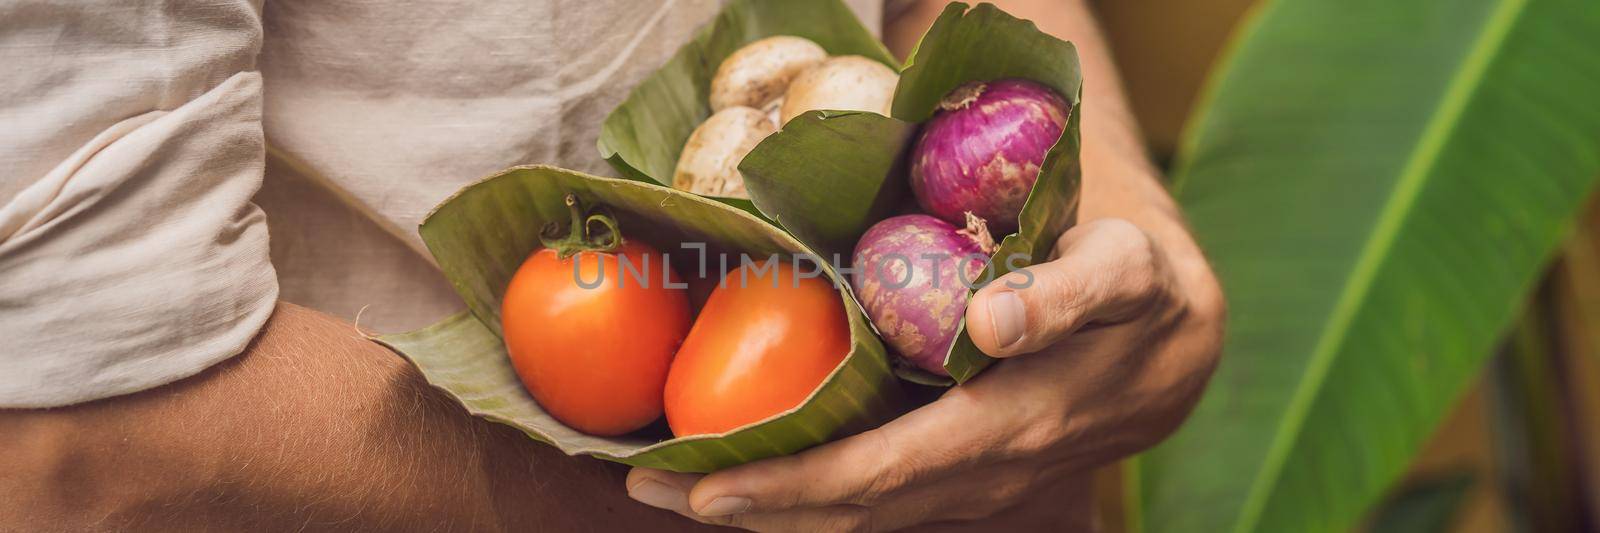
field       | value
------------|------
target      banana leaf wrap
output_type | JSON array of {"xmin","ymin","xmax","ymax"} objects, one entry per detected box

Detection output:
[
  {"xmin": 377, "ymin": 166, "xmax": 905, "ymax": 473},
  {"xmin": 600, "ymin": 1, "xmax": 1082, "ymax": 384},
  {"xmin": 738, "ymin": 3, "xmax": 1084, "ymax": 383},
  {"xmin": 596, "ymin": 0, "xmax": 896, "ymax": 215}
]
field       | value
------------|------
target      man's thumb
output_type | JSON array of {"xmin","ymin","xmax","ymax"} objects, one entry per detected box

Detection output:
[{"xmin": 964, "ymin": 219, "xmax": 1165, "ymax": 358}]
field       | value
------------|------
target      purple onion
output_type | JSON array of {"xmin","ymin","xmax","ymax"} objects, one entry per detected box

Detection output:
[
  {"xmin": 909, "ymin": 79, "xmax": 1069, "ymax": 233},
  {"xmin": 852, "ymin": 214, "xmax": 995, "ymax": 376}
]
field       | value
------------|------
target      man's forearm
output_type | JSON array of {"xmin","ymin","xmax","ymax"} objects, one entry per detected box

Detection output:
[{"xmin": 0, "ymin": 303, "xmax": 702, "ymax": 531}]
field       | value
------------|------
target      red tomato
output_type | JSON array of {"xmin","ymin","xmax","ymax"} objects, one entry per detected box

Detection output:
[
  {"xmin": 500, "ymin": 240, "xmax": 690, "ymax": 436},
  {"xmin": 664, "ymin": 261, "xmax": 852, "ymax": 437}
]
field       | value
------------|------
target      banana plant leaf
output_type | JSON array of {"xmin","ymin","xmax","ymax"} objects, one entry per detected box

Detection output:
[
  {"xmin": 739, "ymin": 110, "xmax": 916, "ymax": 262},
  {"xmin": 739, "ymin": 2, "xmax": 1083, "ymax": 384},
  {"xmin": 376, "ymin": 166, "xmax": 905, "ymax": 473},
  {"xmin": 1135, "ymin": 0, "xmax": 1600, "ymax": 532},
  {"xmin": 595, "ymin": 0, "xmax": 895, "ymax": 215}
]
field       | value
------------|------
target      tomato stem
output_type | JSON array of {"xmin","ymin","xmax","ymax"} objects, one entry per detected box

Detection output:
[{"xmin": 541, "ymin": 193, "xmax": 624, "ymax": 258}]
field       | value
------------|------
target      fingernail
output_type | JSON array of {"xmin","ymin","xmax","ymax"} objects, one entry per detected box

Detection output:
[
  {"xmin": 628, "ymin": 478, "xmax": 687, "ymax": 511},
  {"xmin": 989, "ymin": 290, "xmax": 1025, "ymax": 349},
  {"xmin": 696, "ymin": 496, "xmax": 752, "ymax": 516}
]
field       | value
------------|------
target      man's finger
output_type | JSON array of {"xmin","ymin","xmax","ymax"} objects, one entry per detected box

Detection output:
[
  {"xmin": 625, "ymin": 468, "xmax": 701, "ymax": 517},
  {"xmin": 689, "ymin": 505, "xmax": 877, "ymax": 533},
  {"xmin": 864, "ymin": 463, "xmax": 1048, "ymax": 530},
  {"xmin": 683, "ymin": 394, "xmax": 996, "ymax": 515},
  {"xmin": 966, "ymin": 218, "xmax": 1170, "ymax": 357},
  {"xmin": 686, "ymin": 464, "xmax": 1055, "ymax": 533},
  {"xmin": 630, "ymin": 468, "xmax": 882, "ymax": 532}
]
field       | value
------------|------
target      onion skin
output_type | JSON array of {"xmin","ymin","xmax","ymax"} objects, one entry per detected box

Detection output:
[
  {"xmin": 852, "ymin": 214, "xmax": 990, "ymax": 376},
  {"xmin": 909, "ymin": 79, "xmax": 1069, "ymax": 233}
]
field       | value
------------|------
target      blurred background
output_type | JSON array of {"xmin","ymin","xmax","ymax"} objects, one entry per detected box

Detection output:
[{"xmin": 1084, "ymin": 1, "xmax": 1600, "ymax": 531}]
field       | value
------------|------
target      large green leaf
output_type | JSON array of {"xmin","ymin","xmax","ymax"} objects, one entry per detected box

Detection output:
[
  {"xmin": 739, "ymin": 110, "xmax": 916, "ymax": 260},
  {"xmin": 595, "ymin": 0, "xmax": 893, "ymax": 214},
  {"xmin": 1137, "ymin": 0, "xmax": 1600, "ymax": 531},
  {"xmin": 738, "ymin": 3, "xmax": 1083, "ymax": 383},
  {"xmin": 377, "ymin": 166, "xmax": 904, "ymax": 473},
  {"xmin": 889, "ymin": 3, "xmax": 1083, "ymax": 124}
]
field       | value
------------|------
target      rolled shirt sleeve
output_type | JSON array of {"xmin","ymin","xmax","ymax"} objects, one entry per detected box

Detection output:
[{"xmin": 0, "ymin": 1, "xmax": 277, "ymax": 407}]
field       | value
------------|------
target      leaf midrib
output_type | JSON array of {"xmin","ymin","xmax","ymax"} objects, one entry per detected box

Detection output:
[{"xmin": 1227, "ymin": 0, "xmax": 1534, "ymax": 531}]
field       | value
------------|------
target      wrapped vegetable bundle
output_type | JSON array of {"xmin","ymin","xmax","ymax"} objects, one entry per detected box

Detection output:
[
  {"xmin": 603, "ymin": 0, "xmax": 1081, "ymax": 383},
  {"xmin": 379, "ymin": 166, "xmax": 902, "ymax": 472},
  {"xmin": 382, "ymin": 0, "xmax": 1082, "ymax": 473}
]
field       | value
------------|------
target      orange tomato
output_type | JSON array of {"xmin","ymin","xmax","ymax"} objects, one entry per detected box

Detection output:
[
  {"xmin": 664, "ymin": 261, "xmax": 852, "ymax": 437},
  {"xmin": 501, "ymin": 240, "xmax": 690, "ymax": 436}
]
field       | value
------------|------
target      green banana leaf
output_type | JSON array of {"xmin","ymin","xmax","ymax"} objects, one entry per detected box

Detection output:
[
  {"xmin": 376, "ymin": 166, "xmax": 904, "ymax": 473},
  {"xmin": 595, "ymin": 0, "xmax": 894, "ymax": 215},
  {"xmin": 1135, "ymin": 0, "xmax": 1600, "ymax": 531},
  {"xmin": 739, "ymin": 110, "xmax": 916, "ymax": 262},
  {"xmin": 739, "ymin": 2, "xmax": 1083, "ymax": 383}
]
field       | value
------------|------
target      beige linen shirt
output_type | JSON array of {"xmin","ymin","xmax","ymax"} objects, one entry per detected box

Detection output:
[{"xmin": 0, "ymin": 0, "xmax": 881, "ymax": 407}]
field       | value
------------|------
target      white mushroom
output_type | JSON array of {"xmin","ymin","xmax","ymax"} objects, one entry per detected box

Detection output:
[
  {"xmin": 673, "ymin": 106, "xmax": 776, "ymax": 198},
  {"xmin": 710, "ymin": 36, "xmax": 827, "ymax": 111},
  {"xmin": 779, "ymin": 55, "xmax": 899, "ymax": 124}
]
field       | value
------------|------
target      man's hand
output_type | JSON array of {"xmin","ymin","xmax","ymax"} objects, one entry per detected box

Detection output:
[
  {"xmin": 623, "ymin": 0, "xmax": 1226, "ymax": 529},
  {"xmin": 623, "ymin": 217, "xmax": 1223, "ymax": 532}
]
